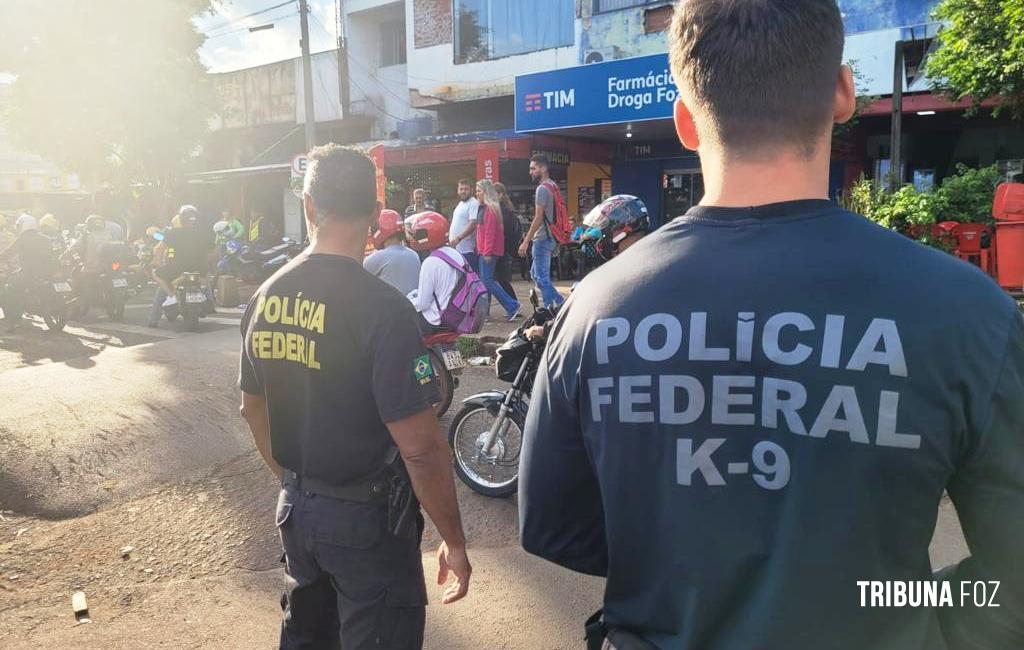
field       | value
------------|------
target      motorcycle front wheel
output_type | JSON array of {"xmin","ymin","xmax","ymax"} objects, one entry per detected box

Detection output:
[
  {"xmin": 448, "ymin": 403, "xmax": 524, "ymax": 498},
  {"xmin": 106, "ymin": 293, "xmax": 126, "ymax": 321}
]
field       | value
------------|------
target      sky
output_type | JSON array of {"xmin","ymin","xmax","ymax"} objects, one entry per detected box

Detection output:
[{"xmin": 195, "ymin": 0, "xmax": 341, "ymax": 73}]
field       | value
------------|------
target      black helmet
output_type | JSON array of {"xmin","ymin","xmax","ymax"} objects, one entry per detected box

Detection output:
[
  {"xmin": 177, "ymin": 204, "xmax": 200, "ymax": 227},
  {"xmin": 582, "ymin": 195, "xmax": 650, "ymax": 259}
]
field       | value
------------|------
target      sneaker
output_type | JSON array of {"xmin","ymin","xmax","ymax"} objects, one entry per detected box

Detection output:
[
  {"xmin": 506, "ymin": 309, "xmax": 522, "ymax": 322},
  {"xmin": 162, "ymin": 295, "xmax": 178, "ymax": 308}
]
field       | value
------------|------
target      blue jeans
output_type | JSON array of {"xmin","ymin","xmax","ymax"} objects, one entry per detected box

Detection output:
[
  {"xmin": 531, "ymin": 238, "xmax": 564, "ymax": 308},
  {"xmin": 479, "ymin": 256, "xmax": 520, "ymax": 317},
  {"xmin": 148, "ymin": 287, "xmax": 168, "ymax": 327}
]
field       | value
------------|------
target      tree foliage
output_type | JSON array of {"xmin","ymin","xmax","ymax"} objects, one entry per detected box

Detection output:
[
  {"xmin": 0, "ymin": 0, "xmax": 218, "ymax": 187},
  {"xmin": 926, "ymin": 0, "xmax": 1024, "ymax": 117}
]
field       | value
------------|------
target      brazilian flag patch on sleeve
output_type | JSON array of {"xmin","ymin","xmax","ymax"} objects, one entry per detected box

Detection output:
[{"xmin": 414, "ymin": 354, "xmax": 434, "ymax": 385}]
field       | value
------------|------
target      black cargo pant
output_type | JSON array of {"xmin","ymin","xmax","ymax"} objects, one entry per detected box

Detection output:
[{"xmin": 276, "ymin": 485, "xmax": 427, "ymax": 649}]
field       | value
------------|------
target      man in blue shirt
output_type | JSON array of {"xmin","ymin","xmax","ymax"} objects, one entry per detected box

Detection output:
[{"xmin": 520, "ymin": 1, "xmax": 1024, "ymax": 649}]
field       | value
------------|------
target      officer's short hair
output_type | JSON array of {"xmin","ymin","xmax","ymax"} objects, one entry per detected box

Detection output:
[
  {"xmin": 304, "ymin": 144, "xmax": 376, "ymax": 221},
  {"xmin": 669, "ymin": 0, "xmax": 844, "ymax": 158}
]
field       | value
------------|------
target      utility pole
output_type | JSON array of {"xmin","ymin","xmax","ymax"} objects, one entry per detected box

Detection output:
[
  {"xmin": 299, "ymin": 0, "xmax": 317, "ymax": 152},
  {"xmin": 336, "ymin": 0, "xmax": 351, "ymax": 119},
  {"xmin": 889, "ymin": 40, "xmax": 904, "ymax": 192}
]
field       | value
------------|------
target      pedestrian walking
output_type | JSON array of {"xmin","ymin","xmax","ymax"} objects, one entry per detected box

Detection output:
[
  {"xmin": 520, "ymin": 2, "xmax": 1024, "ymax": 649},
  {"xmin": 517, "ymin": 155, "xmax": 565, "ymax": 308},
  {"xmin": 494, "ymin": 182, "xmax": 520, "ymax": 302},
  {"xmin": 448, "ymin": 179, "xmax": 480, "ymax": 272},
  {"xmin": 239, "ymin": 144, "xmax": 471, "ymax": 649},
  {"xmin": 475, "ymin": 179, "xmax": 521, "ymax": 321}
]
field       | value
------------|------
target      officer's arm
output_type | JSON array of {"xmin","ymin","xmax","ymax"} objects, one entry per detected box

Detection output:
[
  {"xmin": 386, "ymin": 408, "xmax": 466, "ymax": 550},
  {"xmin": 519, "ymin": 318, "xmax": 608, "ymax": 577},
  {"xmin": 939, "ymin": 311, "xmax": 1024, "ymax": 648},
  {"xmin": 386, "ymin": 408, "xmax": 471, "ymax": 604},
  {"xmin": 240, "ymin": 392, "xmax": 283, "ymax": 482}
]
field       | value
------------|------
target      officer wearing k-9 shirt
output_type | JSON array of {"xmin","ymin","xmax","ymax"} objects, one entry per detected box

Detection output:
[
  {"xmin": 520, "ymin": 2, "xmax": 1024, "ymax": 649},
  {"xmin": 240, "ymin": 144, "xmax": 471, "ymax": 649}
]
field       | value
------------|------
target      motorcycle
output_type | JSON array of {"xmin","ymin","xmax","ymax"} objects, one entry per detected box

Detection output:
[
  {"xmin": 66, "ymin": 261, "xmax": 130, "ymax": 322},
  {"xmin": 447, "ymin": 290, "xmax": 556, "ymax": 497},
  {"xmin": 423, "ymin": 329, "xmax": 465, "ymax": 417},
  {"xmin": 1, "ymin": 274, "xmax": 71, "ymax": 332},
  {"xmin": 163, "ymin": 272, "xmax": 214, "ymax": 332},
  {"xmin": 219, "ymin": 238, "xmax": 304, "ymax": 283}
]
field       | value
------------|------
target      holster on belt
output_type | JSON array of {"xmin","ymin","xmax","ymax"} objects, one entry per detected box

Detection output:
[
  {"xmin": 383, "ymin": 445, "xmax": 419, "ymax": 540},
  {"xmin": 282, "ymin": 446, "xmax": 418, "ymax": 539}
]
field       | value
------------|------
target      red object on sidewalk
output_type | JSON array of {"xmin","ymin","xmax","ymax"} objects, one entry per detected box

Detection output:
[{"xmin": 993, "ymin": 183, "xmax": 1024, "ymax": 291}]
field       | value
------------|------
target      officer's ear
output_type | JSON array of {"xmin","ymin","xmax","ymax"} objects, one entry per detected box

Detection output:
[
  {"xmin": 303, "ymin": 193, "xmax": 318, "ymax": 232},
  {"xmin": 674, "ymin": 98, "xmax": 700, "ymax": 152}
]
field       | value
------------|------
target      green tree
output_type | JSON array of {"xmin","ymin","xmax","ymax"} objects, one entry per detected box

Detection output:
[
  {"xmin": 0, "ymin": 1, "xmax": 218, "ymax": 198},
  {"xmin": 926, "ymin": 0, "xmax": 1024, "ymax": 117}
]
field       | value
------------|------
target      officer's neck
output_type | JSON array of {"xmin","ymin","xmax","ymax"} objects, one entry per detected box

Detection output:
[
  {"xmin": 697, "ymin": 142, "xmax": 830, "ymax": 208},
  {"xmin": 308, "ymin": 221, "xmax": 368, "ymax": 261}
]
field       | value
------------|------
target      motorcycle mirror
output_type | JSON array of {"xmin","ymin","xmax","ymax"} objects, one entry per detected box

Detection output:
[{"xmin": 529, "ymin": 289, "xmax": 540, "ymax": 310}]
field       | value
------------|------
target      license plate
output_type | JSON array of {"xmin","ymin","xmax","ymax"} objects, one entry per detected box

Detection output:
[
  {"xmin": 112, "ymin": 278, "xmax": 128, "ymax": 288},
  {"xmin": 52, "ymin": 282, "xmax": 72, "ymax": 293},
  {"xmin": 442, "ymin": 349, "xmax": 465, "ymax": 370},
  {"xmin": 185, "ymin": 291, "xmax": 206, "ymax": 304}
]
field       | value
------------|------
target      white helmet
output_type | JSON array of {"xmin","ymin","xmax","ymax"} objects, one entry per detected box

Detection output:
[{"xmin": 213, "ymin": 220, "xmax": 232, "ymax": 237}]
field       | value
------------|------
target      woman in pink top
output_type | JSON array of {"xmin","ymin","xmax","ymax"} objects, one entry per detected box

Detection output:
[{"xmin": 476, "ymin": 180, "xmax": 521, "ymax": 321}]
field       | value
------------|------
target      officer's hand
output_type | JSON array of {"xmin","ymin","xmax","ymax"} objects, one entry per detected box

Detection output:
[{"xmin": 436, "ymin": 541, "xmax": 471, "ymax": 604}]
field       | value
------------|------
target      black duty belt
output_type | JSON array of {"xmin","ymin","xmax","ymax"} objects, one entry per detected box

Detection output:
[{"xmin": 282, "ymin": 470, "xmax": 388, "ymax": 503}]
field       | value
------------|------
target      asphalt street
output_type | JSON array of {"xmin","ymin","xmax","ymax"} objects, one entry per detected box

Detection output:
[{"xmin": 0, "ymin": 280, "xmax": 969, "ymax": 648}]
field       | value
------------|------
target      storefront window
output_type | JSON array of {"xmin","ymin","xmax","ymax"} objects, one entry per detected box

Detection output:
[
  {"xmin": 594, "ymin": 0, "xmax": 666, "ymax": 13},
  {"xmin": 838, "ymin": 0, "xmax": 939, "ymax": 33},
  {"xmin": 455, "ymin": 0, "xmax": 574, "ymax": 64},
  {"xmin": 663, "ymin": 171, "xmax": 704, "ymax": 218}
]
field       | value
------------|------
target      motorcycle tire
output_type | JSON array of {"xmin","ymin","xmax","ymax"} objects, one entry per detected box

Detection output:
[
  {"xmin": 429, "ymin": 348, "xmax": 454, "ymax": 417},
  {"xmin": 448, "ymin": 403, "xmax": 523, "ymax": 498},
  {"xmin": 106, "ymin": 295, "xmax": 126, "ymax": 322},
  {"xmin": 44, "ymin": 304, "xmax": 67, "ymax": 332},
  {"xmin": 182, "ymin": 309, "xmax": 200, "ymax": 332}
]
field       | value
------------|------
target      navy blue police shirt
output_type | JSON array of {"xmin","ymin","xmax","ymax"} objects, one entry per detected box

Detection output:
[
  {"xmin": 239, "ymin": 253, "xmax": 438, "ymax": 486},
  {"xmin": 520, "ymin": 200, "xmax": 1024, "ymax": 650}
]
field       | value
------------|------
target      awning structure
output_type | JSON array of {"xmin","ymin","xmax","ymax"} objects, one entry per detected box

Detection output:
[{"xmin": 186, "ymin": 163, "xmax": 290, "ymax": 184}]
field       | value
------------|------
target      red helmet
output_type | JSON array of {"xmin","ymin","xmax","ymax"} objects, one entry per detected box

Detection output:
[
  {"xmin": 371, "ymin": 209, "xmax": 405, "ymax": 250},
  {"xmin": 404, "ymin": 211, "xmax": 449, "ymax": 252}
]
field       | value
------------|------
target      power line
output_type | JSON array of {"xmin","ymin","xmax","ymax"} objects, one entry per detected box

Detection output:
[
  {"xmin": 204, "ymin": 0, "xmax": 297, "ymax": 34},
  {"xmin": 205, "ymin": 9, "xmax": 298, "ymax": 40}
]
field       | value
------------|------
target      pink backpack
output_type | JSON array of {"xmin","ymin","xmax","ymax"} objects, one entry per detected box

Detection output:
[{"xmin": 430, "ymin": 249, "xmax": 489, "ymax": 334}]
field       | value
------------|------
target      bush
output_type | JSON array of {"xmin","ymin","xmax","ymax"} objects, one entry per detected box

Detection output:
[
  {"xmin": 841, "ymin": 178, "xmax": 939, "ymax": 232},
  {"xmin": 933, "ymin": 164, "xmax": 1001, "ymax": 223}
]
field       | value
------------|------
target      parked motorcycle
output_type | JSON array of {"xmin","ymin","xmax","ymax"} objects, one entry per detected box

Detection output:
[
  {"xmin": 163, "ymin": 272, "xmax": 214, "ymax": 332},
  {"xmin": 423, "ymin": 329, "xmax": 465, "ymax": 417},
  {"xmin": 218, "ymin": 238, "xmax": 304, "ymax": 283},
  {"xmin": 447, "ymin": 290, "xmax": 556, "ymax": 497}
]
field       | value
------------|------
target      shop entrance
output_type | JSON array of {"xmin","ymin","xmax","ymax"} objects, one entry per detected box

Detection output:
[{"xmin": 663, "ymin": 170, "xmax": 704, "ymax": 218}]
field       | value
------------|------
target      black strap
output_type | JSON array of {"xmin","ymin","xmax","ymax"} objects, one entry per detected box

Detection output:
[
  {"xmin": 585, "ymin": 609, "xmax": 607, "ymax": 650},
  {"xmin": 282, "ymin": 470, "xmax": 387, "ymax": 503}
]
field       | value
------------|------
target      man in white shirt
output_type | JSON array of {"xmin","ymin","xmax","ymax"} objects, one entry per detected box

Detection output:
[
  {"xmin": 448, "ymin": 179, "xmax": 479, "ymax": 272},
  {"xmin": 406, "ymin": 211, "xmax": 465, "ymax": 334}
]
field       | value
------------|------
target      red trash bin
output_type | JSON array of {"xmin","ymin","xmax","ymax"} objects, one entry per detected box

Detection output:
[{"xmin": 995, "ymin": 221, "xmax": 1024, "ymax": 292}]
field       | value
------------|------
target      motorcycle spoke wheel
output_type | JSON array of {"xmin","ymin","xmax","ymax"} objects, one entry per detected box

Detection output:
[{"xmin": 449, "ymin": 405, "xmax": 522, "ymax": 497}]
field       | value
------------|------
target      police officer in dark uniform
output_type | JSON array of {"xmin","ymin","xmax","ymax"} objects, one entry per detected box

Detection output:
[
  {"xmin": 520, "ymin": 2, "xmax": 1024, "ymax": 649},
  {"xmin": 240, "ymin": 144, "xmax": 471, "ymax": 649}
]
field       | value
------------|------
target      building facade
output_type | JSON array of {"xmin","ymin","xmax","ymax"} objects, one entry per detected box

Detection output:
[{"xmin": 194, "ymin": 0, "xmax": 1024, "ymax": 236}]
